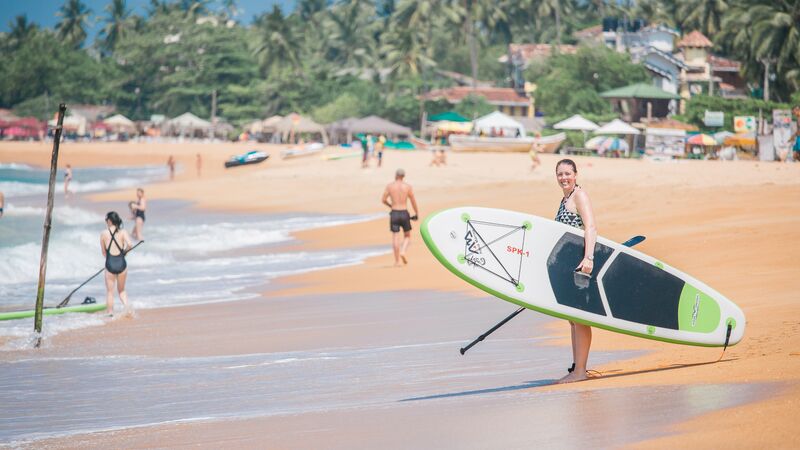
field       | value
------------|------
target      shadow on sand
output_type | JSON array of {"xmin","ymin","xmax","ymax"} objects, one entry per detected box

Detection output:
[
  {"xmin": 399, "ymin": 379, "xmax": 556, "ymax": 402},
  {"xmin": 399, "ymin": 358, "xmax": 737, "ymax": 402}
]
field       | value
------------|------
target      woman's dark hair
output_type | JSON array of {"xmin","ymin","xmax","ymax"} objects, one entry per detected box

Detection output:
[
  {"xmin": 105, "ymin": 211, "xmax": 123, "ymax": 228},
  {"xmin": 555, "ymin": 159, "xmax": 578, "ymax": 173}
]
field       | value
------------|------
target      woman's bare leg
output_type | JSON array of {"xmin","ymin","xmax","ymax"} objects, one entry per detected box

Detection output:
[
  {"xmin": 557, "ymin": 323, "xmax": 592, "ymax": 384},
  {"xmin": 104, "ymin": 270, "xmax": 115, "ymax": 315},
  {"xmin": 135, "ymin": 217, "xmax": 144, "ymax": 240},
  {"xmin": 117, "ymin": 270, "xmax": 130, "ymax": 315}
]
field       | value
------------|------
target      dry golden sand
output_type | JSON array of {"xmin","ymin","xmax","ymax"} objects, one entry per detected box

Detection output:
[{"xmin": 2, "ymin": 141, "xmax": 799, "ymax": 448}]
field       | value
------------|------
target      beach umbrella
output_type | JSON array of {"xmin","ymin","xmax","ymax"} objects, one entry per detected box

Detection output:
[
  {"xmin": 553, "ymin": 114, "xmax": 599, "ymax": 146},
  {"xmin": 713, "ymin": 131, "xmax": 734, "ymax": 144},
  {"xmin": 594, "ymin": 119, "xmax": 640, "ymax": 135},
  {"xmin": 584, "ymin": 136, "xmax": 607, "ymax": 150},
  {"xmin": 597, "ymin": 137, "xmax": 629, "ymax": 152},
  {"xmin": 687, "ymin": 134, "xmax": 717, "ymax": 146}
]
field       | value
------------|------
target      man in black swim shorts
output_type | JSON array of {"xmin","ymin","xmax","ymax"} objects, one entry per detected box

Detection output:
[{"xmin": 382, "ymin": 169, "xmax": 419, "ymax": 266}]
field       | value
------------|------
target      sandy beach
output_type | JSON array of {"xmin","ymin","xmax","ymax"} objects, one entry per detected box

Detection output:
[{"xmin": 1, "ymin": 140, "xmax": 799, "ymax": 448}]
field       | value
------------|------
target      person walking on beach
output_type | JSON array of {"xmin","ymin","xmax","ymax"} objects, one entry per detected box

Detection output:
[
  {"xmin": 0, "ymin": 190, "xmax": 4, "ymax": 218},
  {"xmin": 129, "ymin": 188, "xmax": 146, "ymax": 241},
  {"xmin": 100, "ymin": 211, "xmax": 134, "ymax": 317},
  {"xmin": 196, "ymin": 153, "xmax": 202, "ymax": 177},
  {"xmin": 360, "ymin": 135, "xmax": 369, "ymax": 168},
  {"xmin": 553, "ymin": 159, "xmax": 597, "ymax": 384},
  {"xmin": 167, "ymin": 155, "xmax": 176, "ymax": 180},
  {"xmin": 382, "ymin": 169, "xmax": 419, "ymax": 266},
  {"xmin": 376, "ymin": 135, "xmax": 385, "ymax": 167},
  {"xmin": 64, "ymin": 164, "xmax": 73, "ymax": 197},
  {"xmin": 530, "ymin": 133, "xmax": 543, "ymax": 171}
]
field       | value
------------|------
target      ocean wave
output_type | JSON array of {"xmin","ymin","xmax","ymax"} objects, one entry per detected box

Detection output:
[
  {"xmin": 0, "ymin": 162, "xmax": 36, "ymax": 170},
  {"xmin": 4, "ymin": 203, "xmax": 102, "ymax": 225}
]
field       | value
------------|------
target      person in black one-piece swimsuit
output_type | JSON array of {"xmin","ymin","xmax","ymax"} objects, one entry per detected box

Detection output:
[{"xmin": 101, "ymin": 211, "xmax": 134, "ymax": 317}]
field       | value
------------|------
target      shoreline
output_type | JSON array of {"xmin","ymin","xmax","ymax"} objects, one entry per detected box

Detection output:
[{"xmin": 1, "ymin": 141, "xmax": 799, "ymax": 447}]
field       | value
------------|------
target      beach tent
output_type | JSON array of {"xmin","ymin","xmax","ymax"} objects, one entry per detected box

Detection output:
[
  {"xmin": 261, "ymin": 115, "xmax": 283, "ymax": 130},
  {"xmin": 273, "ymin": 113, "xmax": 329, "ymax": 145},
  {"xmin": 103, "ymin": 114, "xmax": 136, "ymax": 134},
  {"xmin": 49, "ymin": 115, "xmax": 87, "ymax": 135},
  {"xmin": 163, "ymin": 112, "xmax": 213, "ymax": 137},
  {"xmin": 473, "ymin": 111, "xmax": 526, "ymax": 137},
  {"xmin": 594, "ymin": 119, "xmax": 640, "ymax": 135},
  {"xmin": 553, "ymin": 114, "xmax": 599, "ymax": 132},
  {"xmin": 246, "ymin": 119, "xmax": 264, "ymax": 134},
  {"xmin": 352, "ymin": 115, "xmax": 412, "ymax": 136},
  {"xmin": 329, "ymin": 116, "xmax": 412, "ymax": 144},
  {"xmin": 429, "ymin": 111, "xmax": 470, "ymax": 122},
  {"xmin": 594, "ymin": 119, "xmax": 640, "ymax": 156},
  {"xmin": 554, "ymin": 114, "xmax": 599, "ymax": 146}
]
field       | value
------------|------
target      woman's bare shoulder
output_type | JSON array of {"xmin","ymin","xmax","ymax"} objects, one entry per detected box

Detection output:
[{"xmin": 574, "ymin": 188, "xmax": 591, "ymax": 201}]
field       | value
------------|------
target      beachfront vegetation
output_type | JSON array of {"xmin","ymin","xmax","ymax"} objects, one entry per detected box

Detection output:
[
  {"xmin": 0, "ymin": 0, "xmax": 798, "ymax": 127},
  {"xmin": 676, "ymin": 95, "xmax": 791, "ymax": 132},
  {"xmin": 528, "ymin": 46, "xmax": 650, "ymax": 118}
]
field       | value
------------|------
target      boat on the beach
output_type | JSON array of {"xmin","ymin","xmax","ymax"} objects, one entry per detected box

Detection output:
[
  {"xmin": 281, "ymin": 142, "xmax": 324, "ymax": 159},
  {"xmin": 224, "ymin": 150, "xmax": 269, "ymax": 168},
  {"xmin": 448, "ymin": 133, "xmax": 566, "ymax": 153}
]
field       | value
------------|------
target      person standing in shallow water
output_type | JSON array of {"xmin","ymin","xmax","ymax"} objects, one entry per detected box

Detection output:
[
  {"xmin": 129, "ymin": 188, "xmax": 146, "ymax": 241},
  {"xmin": 167, "ymin": 155, "xmax": 176, "ymax": 180},
  {"xmin": 64, "ymin": 164, "xmax": 73, "ymax": 197},
  {"xmin": 382, "ymin": 169, "xmax": 419, "ymax": 266},
  {"xmin": 553, "ymin": 159, "xmax": 597, "ymax": 384},
  {"xmin": 100, "ymin": 211, "xmax": 134, "ymax": 317}
]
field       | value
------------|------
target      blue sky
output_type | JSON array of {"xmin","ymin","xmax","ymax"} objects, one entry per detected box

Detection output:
[{"xmin": 0, "ymin": 0, "xmax": 294, "ymax": 42}]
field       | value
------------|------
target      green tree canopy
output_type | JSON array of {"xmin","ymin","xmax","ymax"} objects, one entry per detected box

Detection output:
[{"xmin": 527, "ymin": 45, "xmax": 650, "ymax": 117}]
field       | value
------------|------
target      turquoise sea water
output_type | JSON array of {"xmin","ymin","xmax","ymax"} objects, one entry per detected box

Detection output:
[{"xmin": 0, "ymin": 163, "xmax": 385, "ymax": 347}]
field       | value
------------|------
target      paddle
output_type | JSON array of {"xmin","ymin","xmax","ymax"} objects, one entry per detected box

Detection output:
[
  {"xmin": 459, "ymin": 235, "xmax": 646, "ymax": 355},
  {"xmin": 57, "ymin": 240, "xmax": 144, "ymax": 308}
]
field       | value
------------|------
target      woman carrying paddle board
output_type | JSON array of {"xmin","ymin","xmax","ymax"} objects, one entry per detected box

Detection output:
[
  {"xmin": 554, "ymin": 159, "xmax": 597, "ymax": 384},
  {"xmin": 101, "ymin": 211, "xmax": 134, "ymax": 317}
]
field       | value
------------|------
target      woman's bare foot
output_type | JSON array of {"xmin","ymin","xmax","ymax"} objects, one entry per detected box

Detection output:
[
  {"xmin": 556, "ymin": 371, "xmax": 589, "ymax": 384},
  {"xmin": 400, "ymin": 254, "xmax": 408, "ymax": 265}
]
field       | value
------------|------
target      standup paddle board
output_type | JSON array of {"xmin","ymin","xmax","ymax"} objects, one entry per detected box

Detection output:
[
  {"xmin": 0, "ymin": 302, "xmax": 105, "ymax": 321},
  {"xmin": 421, "ymin": 207, "xmax": 745, "ymax": 347}
]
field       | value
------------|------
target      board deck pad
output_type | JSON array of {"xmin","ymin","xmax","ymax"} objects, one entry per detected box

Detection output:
[{"xmin": 421, "ymin": 207, "xmax": 746, "ymax": 347}]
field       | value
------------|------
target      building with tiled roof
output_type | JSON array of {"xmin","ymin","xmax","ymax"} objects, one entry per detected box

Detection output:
[
  {"xmin": 677, "ymin": 30, "xmax": 713, "ymax": 48},
  {"xmin": 420, "ymin": 86, "xmax": 533, "ymax": 117},
  {"xmin": 574, "ymin": 25, "xmax": 602, "ymax": 43},
  {"xmin": 497, "ymin": 43, "xmax": 578, "ymax": 68}
]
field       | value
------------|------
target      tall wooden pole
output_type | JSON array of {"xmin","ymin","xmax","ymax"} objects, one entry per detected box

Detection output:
[{"xmin": 34, "ymin": 104, "xmax": 66, "ymax": 346}]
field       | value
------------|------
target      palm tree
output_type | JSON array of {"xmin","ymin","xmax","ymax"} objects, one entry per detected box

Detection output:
[
  {"xmin": 99, "ymin": 0, "xmax": 132, "ymax": 55},
  {"xmin": 254, "ymin": 5, "xmax": 301, "ymax": 75},
  {"xmin": 381, "ymin": 23, "xmax": 434, "ymax": 78},
  {"xmin": 323, "ymin": 0, "xmax": 378, "ymax": 68},
  {"xmin": 521, "ymin": 0, "xmax": 573, "ymax": 45},
  {"xmin": 722, "ymin": 0, "xmax": 800, "ymax": 97},
  {"xmin": 630, "ymin": 0, "xmax": 679, "ymax": 29},
  {"xmin": 678, "ymin": 0, "xmax": 728, "ymax": 38},
  {"xmin": 8, "ymin": 15, "xmax": 38, "ymax": 48},
  {"xmin": 56, "ymin": 0, "xmax": 92, "ymax": 48}
]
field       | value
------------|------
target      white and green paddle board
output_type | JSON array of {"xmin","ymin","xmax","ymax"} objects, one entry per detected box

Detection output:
[
  {"xmin": 421, "ymin": 207, "xmax": 745, "ymax": 347},
  {"xmin": 0, "ymin": 303, "xmax": 106, "ymax": 321}
]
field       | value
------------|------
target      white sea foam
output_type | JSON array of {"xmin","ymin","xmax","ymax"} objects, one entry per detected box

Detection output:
[
  {"xmin": 0, "ymin": 162, "xmax": 36, "ymax": 170},
  {"xmin": 4, "ymin": 203, "xmax": 102, "ymax": 225}
]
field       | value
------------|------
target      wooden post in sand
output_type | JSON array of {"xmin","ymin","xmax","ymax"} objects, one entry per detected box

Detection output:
[{"xmin": 33, "ymin": 103, "xmax": 67, "ymax": 345}]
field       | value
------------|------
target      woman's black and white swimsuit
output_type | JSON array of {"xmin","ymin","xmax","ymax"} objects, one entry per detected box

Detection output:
[
  {"xmin": 555, "ymin": 186, "xmax": 584, "ymax": 229},
  {"xmin": 105, "ymin": 229, "xmax": 127, "ymax": 275}
]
